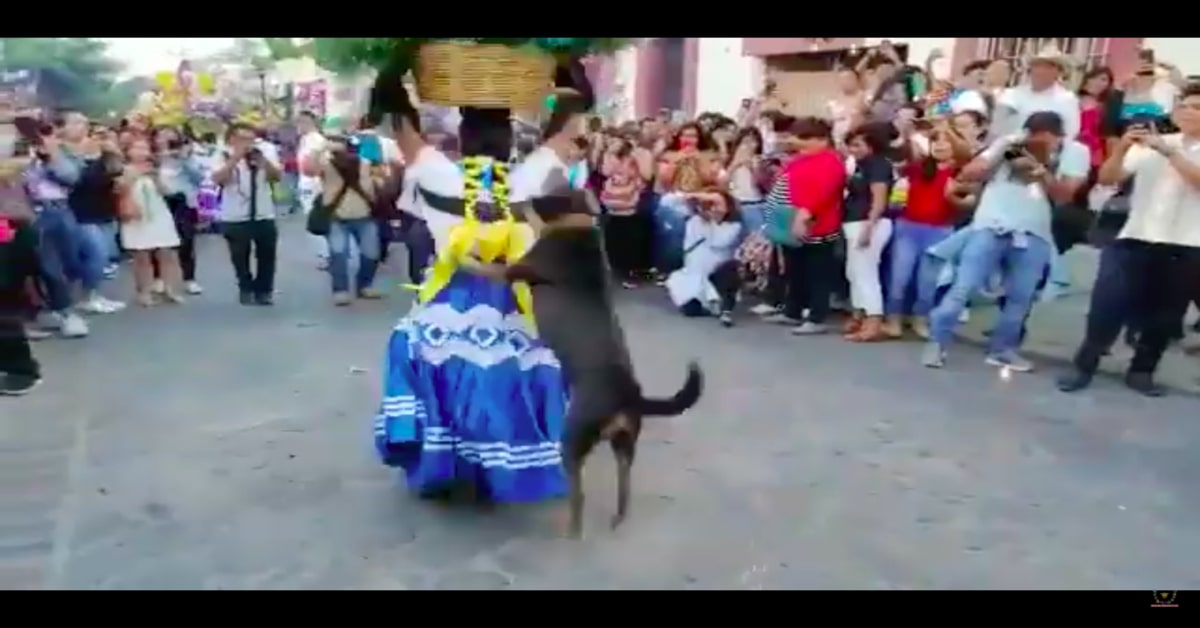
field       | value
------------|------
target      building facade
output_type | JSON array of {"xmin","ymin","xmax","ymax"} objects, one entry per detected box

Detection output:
[{"xmin": 594, "ymin": 37, "xmax": 1154, "ymax": 122}]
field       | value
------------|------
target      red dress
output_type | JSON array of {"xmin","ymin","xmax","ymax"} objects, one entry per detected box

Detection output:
[{"xmin": 1079, "ymin": 105, "xmax": 1106, "ymax": 168}]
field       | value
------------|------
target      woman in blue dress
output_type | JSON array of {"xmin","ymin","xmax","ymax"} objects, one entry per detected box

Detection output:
[{"xmin": 371, "ymin": 64, "xmax": 593, "ymax": 502}]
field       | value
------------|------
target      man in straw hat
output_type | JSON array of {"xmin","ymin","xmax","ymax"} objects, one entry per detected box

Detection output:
[{"xmin": 993, "ymin": 43, "xmax": 1080, "ymax": 140}]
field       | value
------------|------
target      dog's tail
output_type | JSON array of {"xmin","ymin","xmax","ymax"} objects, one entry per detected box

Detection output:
[{"xmin": 637, "ymin": 362, "xmax": 704, "ymax": 417}]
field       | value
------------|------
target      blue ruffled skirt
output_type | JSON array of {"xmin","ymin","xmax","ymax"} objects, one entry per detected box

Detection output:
[{"xmin": 373, "ymin": 270, "xmax": 568, "ymax": 502}]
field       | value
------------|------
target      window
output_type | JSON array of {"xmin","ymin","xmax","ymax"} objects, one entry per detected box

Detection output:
[{"xmin": 977, "ymin": 38, "xmax": 1111, "ymax": 86}]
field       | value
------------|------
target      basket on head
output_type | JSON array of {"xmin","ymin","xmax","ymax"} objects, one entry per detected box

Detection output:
[{"xmin": 416, "ymin": 41, "xmax": 557, "ymax": 110}]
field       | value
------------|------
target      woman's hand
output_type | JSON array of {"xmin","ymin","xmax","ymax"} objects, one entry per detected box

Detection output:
[
  {"xmin": 789, "ymin": 211, "xmax": 810, "ymax": 240},
  {"xmin": 855, "ymin": 223, "xmax": 875, "ymax": 249}
]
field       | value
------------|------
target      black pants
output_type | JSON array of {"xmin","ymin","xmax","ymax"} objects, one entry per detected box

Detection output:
[
  {"xmin": 763, "ymin": 247, "xmax": 786, "ymax": 307},
  {"xmin": 378, "ymin": 218, "xmax": 392, "ymax": 264},
  {"xmin": 0, "ymin": 307, "xmax": 38, "ymax": 379},
  {"xmin": 222, "ymin": 220, "xmax": 279, "ymax": 296},
  {"xmin": 152, "ymin": 194, "xmax": 197, "ymax": 281},
  {"xmin": 783, "ymin": 240, "xmax": 838, "ymax": 324},
  {"xmin": 604, "ymin": 212, "xmax": 652, "ymax": 278},
  {"xmin": 678, "ymin": 260, "xmax": 741, "ymax": 317},
  {"xmin": 1073, "ymin": 239, "xmax": 1200, "ymax": 376}
]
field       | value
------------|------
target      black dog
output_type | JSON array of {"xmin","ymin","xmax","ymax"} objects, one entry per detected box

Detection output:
[{"xmin": 464, "ymin": 186, "xmax": 703, "ymax": 538}]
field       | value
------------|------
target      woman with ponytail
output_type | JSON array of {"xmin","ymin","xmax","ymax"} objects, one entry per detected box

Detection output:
[{"xmin": 370, "ymin": 58, "xmax": 596, "ymax": 503}]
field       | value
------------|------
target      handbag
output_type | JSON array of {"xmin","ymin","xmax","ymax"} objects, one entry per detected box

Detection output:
[
  {"xmin": 305, "ymin": 185, "xmax": 350, "ymax": 236},
  {"xmin": 763, "ymin": 204, "xmax": 802, "ymax": 247}
]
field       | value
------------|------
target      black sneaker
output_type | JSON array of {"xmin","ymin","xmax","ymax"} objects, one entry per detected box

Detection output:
[
  {"xmin": 239, "ymin": 291, "xmax": 255, "ymax": 306},
  {"xmin": 1056, "ymin": 368, "xmax": 1094, "ymax": 393},
  {"xmin": 254, "ymin": 293, "xmax": 275, "ymax": 306},
  {"xmin": 0, "ymin": 374, "xmax": 42, "ymax": 396},
  {"xmin": 1125, "ymin": 372, "xmax": 1166, "ymax": 397}
]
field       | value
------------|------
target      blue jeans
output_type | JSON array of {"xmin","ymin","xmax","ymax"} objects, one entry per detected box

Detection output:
[
  {"xmin": 886, "ymin": 219, "xmax": 954, "ymax": 317},
  {"xmin": 33, "ymin": 203, "xmax": 85, "ymax": 311},
  {"xmin": 78, "ymin": 221, "xmax": 119, "ymax": 268},
  {"xmin": 653, "ymin": 194, "xmax": 690, "ymax": 272},
  {"xmin": 739, "ymin": 200, "xmax": 767, "ymax": 236},
  {"xmin": 928, "ymin": 229, "xmax": 1053, "ymax": 353},
  {"xmin": 327, "ymin": 218, "xmax": 380, "ymax": 294}
]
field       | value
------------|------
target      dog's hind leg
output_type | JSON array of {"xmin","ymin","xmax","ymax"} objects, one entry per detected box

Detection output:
[
  {"xmin": 562, "ymin": 424, "xmax": 599, "ymax": 540},
  {"xmin": 609, "ymin": 421, "xmax": 638, "ymax": 530}
]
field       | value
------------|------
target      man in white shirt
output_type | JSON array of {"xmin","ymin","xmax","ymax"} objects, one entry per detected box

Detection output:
[
  {"xmin": 994, "ymin": 47, "xmax": 1081, "ymax": 140},
  {"xmin": 1058, "ymin": 83, "xmax": 1200, "ymax": 397},
  {"xmin": 211, "ymin": 122, "xmax": 284, "ymax": 306},
  {"xmin": 296, "ymin": 111, "xmax": 330, "ymax": 266}
]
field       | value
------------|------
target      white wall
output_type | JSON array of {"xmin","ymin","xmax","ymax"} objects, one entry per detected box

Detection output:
[
  {"xmin": 695, "ymin": 38, "xmax": 760, "ymax": 118},
  {"xmin": 612, "ymin": 47, "xmax": 639, "ymax": 122},
  {"xmin": 1144, "ymin": 38, "xmax": 1200, "ymax": 77}
]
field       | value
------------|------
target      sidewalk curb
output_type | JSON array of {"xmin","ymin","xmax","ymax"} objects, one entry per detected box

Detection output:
[{"xmin": 953, "ymin": 331, "xmax": 1200, "ymax": 400}]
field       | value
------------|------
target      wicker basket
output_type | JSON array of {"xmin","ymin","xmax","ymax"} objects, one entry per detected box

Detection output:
[{"xmin": 416, "ymin": 41, "xmax": 556, "ymax": 110}]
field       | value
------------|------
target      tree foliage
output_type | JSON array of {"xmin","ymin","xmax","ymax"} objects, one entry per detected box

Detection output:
[{"xmin": 0, "ymin": 38, "xmax": 128, "ymax": 116}]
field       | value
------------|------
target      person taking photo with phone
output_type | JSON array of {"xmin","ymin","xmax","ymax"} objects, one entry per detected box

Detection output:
[
  {"xmin": 1057, "ymin": 83, "xmax": 1200, "ymax": 397},
  {"xmin": 211, "ymin": 122, "xmax": 283, "ymax": 306}
]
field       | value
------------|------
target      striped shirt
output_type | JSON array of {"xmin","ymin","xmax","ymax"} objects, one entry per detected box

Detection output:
[{"xmin": 768, "ymin": 166, "xmax": 844, "ymax": 246}]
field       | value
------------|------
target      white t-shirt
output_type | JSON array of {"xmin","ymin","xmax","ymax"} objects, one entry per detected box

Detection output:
[
  {"xmin": 509, "ymin": 146, "xmax": 584, "ymax": 202},
  {"xmin": 297, "ymin": 130, "xmax": 328, "ymax": 209},
  {"xmin": 997, "ymin": 83, "xmax": 1081, "ymax": 139},
  {"xmin": 1118, "ymin": 135, "xmax": 1200, "ymax": 248}
]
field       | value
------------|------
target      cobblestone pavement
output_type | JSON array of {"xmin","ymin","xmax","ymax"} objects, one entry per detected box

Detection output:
[{"xmin": 3, "ymin": 220, "xmax": 1198, "ymax": 590}]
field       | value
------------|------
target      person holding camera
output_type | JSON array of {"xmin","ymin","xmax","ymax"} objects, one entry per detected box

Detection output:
[
  {"xmin": 1058, "ymin": 83, "xmax": 1200, "ymax": 397},
  {"xmin": 312, "ymin": 136, "xmax": 382, "ymax": 306},
  {"xmin": 922, "ymin": 111, "xmax": 1090, "ymax": 371},
  {"xmin": 211, "ymin": 123, "xmax": 283, "ymax": 306}
]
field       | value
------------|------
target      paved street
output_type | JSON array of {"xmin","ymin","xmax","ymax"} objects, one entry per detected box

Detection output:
[{"xmin": 3, "ymin": 219, "xmax": 1199, "ymax": 590}]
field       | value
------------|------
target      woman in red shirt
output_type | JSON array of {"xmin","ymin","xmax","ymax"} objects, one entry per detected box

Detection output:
[
  {"xmin": 1077, "ymin": 66, "xmax": 1115, "ymax": 169},
  {"xmin": 763, "ymin": 117, "xmax": 847, "ymax": 335},
  {"xmin": 883, "ymin": 129, "xmax": 962, "ymax": 339}
]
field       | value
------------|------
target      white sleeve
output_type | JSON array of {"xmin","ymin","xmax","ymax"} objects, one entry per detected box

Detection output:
[
  {"xmin": 509, "ymin": 157, "xmax": 546, "ymax": 203},
  {"xmin": 411, "ymin": 147, "xmax": 462, "ymax": 198},
  {"xmin": 1061, "ymin": 91, "xmax": 1081, "ymax": 140},
  {"xmin": 997, "ymin": 87, "xmax": 1019, "ymax": 111},
  {"xmin": 1121, "ymin": 144, "xmax": 1155, "ymax": 177}
]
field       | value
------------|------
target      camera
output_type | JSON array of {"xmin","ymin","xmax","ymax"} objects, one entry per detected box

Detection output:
[{"xmin": 1002, "ymin": 144, "xmax": 1028, "ymax": 161}]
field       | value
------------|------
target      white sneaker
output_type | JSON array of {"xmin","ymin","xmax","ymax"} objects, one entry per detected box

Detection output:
[
  {"xmin": 749, "ymin": 303, "xmax": 780, "ymax": 316},
  {"xmin": 78, "ymin": 295, "xmax": 126, "ymax": 314},
  {"xmin": 151, "ymin": 279, "xmax": 166, "ymax": 294},
  {"xmin": 24, "ymin": 325, "xmax": 53, "ymax": 341},
  {"xmin": 185, "ymin": 281, "xmax": 204, "ymax": 295},
  {"xmin": 58, "ymin": 312, "xmax": 89, "ymax": 338},
  {"xmin": 958, "ymin": 310, "xmax": 971, "ymax": 324}
]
